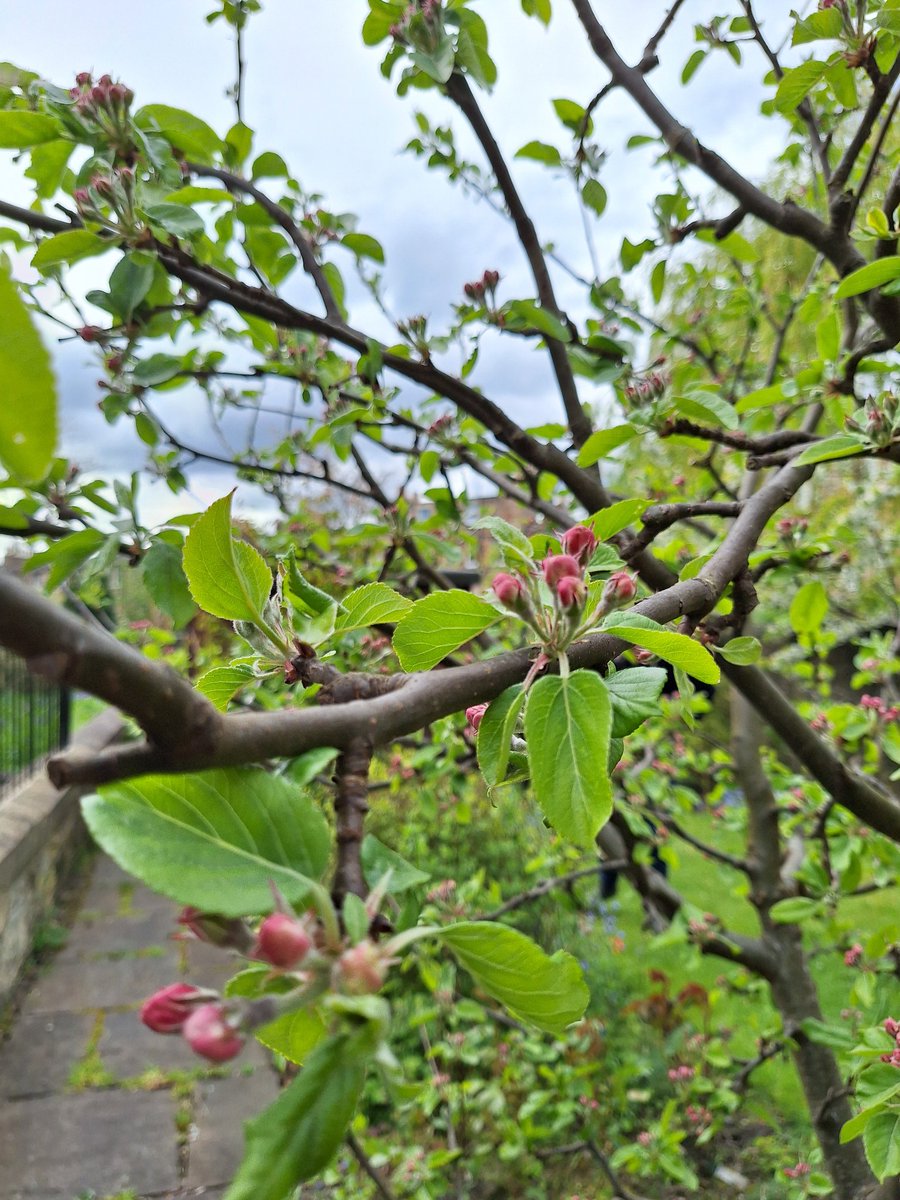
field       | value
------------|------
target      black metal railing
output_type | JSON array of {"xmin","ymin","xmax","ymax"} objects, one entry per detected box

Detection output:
[{"xmin": 0, "ymin": 648, "xmax": 70, "ymax": 798}]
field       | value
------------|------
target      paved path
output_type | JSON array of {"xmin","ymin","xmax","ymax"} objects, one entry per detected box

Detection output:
[{"xmin": 0, "ymin": 854, "xmax": 278, "ymax": 1199}]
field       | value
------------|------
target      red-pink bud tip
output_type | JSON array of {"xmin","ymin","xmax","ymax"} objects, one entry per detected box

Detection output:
[
  {"xmin": 604, "ymin": 571, "xmax": 636, "ymax": 604},
  {"xmin": 140, "ymin": 983, "xmax": 204, "ymax": 1034},
  {"xmin": 556, "ymin": 575, "xmax": 586, "ymax": 609},
  {"xmin": 334, "ymin": 940, "xmax": 387, "ymax": 995},
  {"xmin": 253, "ymin": 913, "xmax": 313, "ymax": 969},
  {"xmin": 560, "ymin": 524, "xmax": 597, "ymax": 564},
  {"xmin": 491, "ymin": 572, "xmax": 524, "ymax": 607},
  {"xmin": 182, "ymin": 1004, "xmax": 244, "ymax": 1062},
  {"xmin": 465, "ymin": 703, "xmax": 488, "ymax": 731},
  {"xmin": 542, "ymin": 554, "xmax": 582, "ymax": 588}
]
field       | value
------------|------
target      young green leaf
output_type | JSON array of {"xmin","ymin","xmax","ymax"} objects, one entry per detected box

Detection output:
[
  {"xmin": 472, "ymin": 515, "xmax": 534, "ymax": 572},
  {"xmin": 862, "ymin": 1109, "xmax": 900, "ymax": 1181},
  {"xmin": 789, "ymin": 580, "xmax": 828, "ymax": 636},
  {"xmin": 834, "ymin": 257, "xmax": 900, "ymax": 299},
  {"xmin": 794, "ymin": 434, "xmax": 867, "ymax": 466},
  {"xmin": 334, "ymin": 582, "xmax": 412, "ymax": 631},
  {"xmin": 605, "ymin": 667, "xmax": 667, "ymax": 737},
  {"xmin": 477, "ymin": 684, "xmax": 526, "ymax": 786},
  {"xmin": 141, "ymin": 540, "xmax": 195, "ymax": 627},
  {"xmin": 393, "ymin": 591, "xmax": 499, "ymax": 670},
  {"xmin": 223, "ymin": 1032, "xmax": 371, "ymax": 1200},
  {"xmin": 195, "ymin": 664, "xmax": 256, "ymax": 710},
  {"xmin": 602, "ymin": 613, "xmax": 720, "ymax": 685},
  {"xmin": 362, "ymin": 835, "xmax": 430, "ymax": 893},
  {"xmin": 577, "ymin": 425, "xmax": 639, "ymax": 467},
  {"xmin": 589, "ymin": 498, "xmax": 649, "ymax": 541},
  {"xmin": 716, "ymin": 636, "xmax": 761, "ymax": 665},
  {"xmin": 32, "ymin": 230, "xmax": 115, "ymax": 270},
  {"xmin": 0, "ymin": 111, "xmax": 59, "ymax": 147},
  {"xmin": 182, "ymin": 492, "xmax": 272, "ymax": 622},
  {"xmin": 0, "ymin": 266, "xmax": 57, "ymax": 483},
  {"xmin": 524, "ymin": 671, "xmax": 612, "ymax": 846},
  {"xmin": 440, "ymin": 922, "xmax": 589, "ymax": 1034},
  {"xmin": 84, "ymin": 767, "xmax": 332, "ymax": 915}
]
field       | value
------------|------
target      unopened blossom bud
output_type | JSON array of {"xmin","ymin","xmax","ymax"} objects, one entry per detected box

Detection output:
[
  {"xmin": 140, "ymin": 983, "xmax": 204, "ymax": 1033},
  {"xmin": 75, "ymin": 71, "xmax": 93, "ymax": 86},
  {"xmin": 178, "ymin": 907, "xmax": 252, "ymax": 951},
  {"xmin": 557, "ymin": 575, "xmax": 586, "ymax": 609},
  {"xmin": 542, "ymin": 554, "xmax": 582, "ymax": 588},
  {"xmin": 844, "ymin": 943, "xmax": 864, "ymax": 968},
  {"xmin": 602, "ymin": 571, "xmax": 636, "ymax": 607},
  {"xmin": 108, "ymin": 83, "xmax": 128, "ymax": 105},
  {"xmin": 253, "ymin": 913, "xmax": 313, "ymax": 969},
  {"xmin": 182, "ymin": 1003, "xmax": 244, "ymax": 1062},
  {"xmin": 491, "ymin": 572, "xmax": 524, "ymax": 607},
  {"xmin": 466, "ymin": 703, "xmax": 488, "ymax": 732},
  {"xmin": 334, "ymin": 940, "xmax": 387, "ymax": 995},
  {"xmin": 72, "ymin": 188, "xmax": 91, "ymax": 207},
  {"xmin": 77, "ymin": 325, "xmax": 104, "ymax": 342},
  {"xmin": 560, "ymin": 524, "xmax": 596, "ymax": 565},
  {"xmin": 90, "ymin": 174, "xmax": 114, "ymax": 197},
  {"xmin": 885, "ymin": 1017, "xmax": 900, "ymax": 1039},
  {"xmin": 482, "ymin": 269, "xmax": 500, "ymax": 291}
]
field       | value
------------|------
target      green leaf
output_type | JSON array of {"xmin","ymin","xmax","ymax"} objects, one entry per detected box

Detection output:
[
  {"xmin": 834, "ymin": 257, "xmax": 900, "ymax": 299},
  {"xmin": 223, "ymin": 1032, "xmax": 370, "ymax": 1200},
  {"xmin": 341, "ymin": 232, "xmax": 385, "ymax": 263},
  {"xmin": 141, "ymin": 540, "xmax": 196, "ymax": 627},
  {"xmin": 283, "ymin": 550, "xmax": 335, "ymax": 616},
  {"xmin": 577, "ymin": 425, "xmax": 638, "ymax": 467},
  {"xmin": 672, "ymin": 392, "xmax": 739, "ymax": 431},
  {"xmin": 254, "ymin": 1007, "xmax": 327, "ymax": 1065},
  {"xmin": 790, "ymin": 580, "xmax": 828, "ymax": 636},
  {"xmin": 794, "ymin": 434, "xmax": 867, "ymax": 466},
  {"xmin": 108, "ymin": 252, "xmax": 155, "ymax": 321},
  {"xmin": 440, "ymin": 922, "xmax": 588, "ymax": 1034},
  {"xmin": 582, "ymin": 178, "xmax": 607, "ymax": 217},
  {"xmin": 136, "ymin": 104, "xmax": 223, "ymax": 159},
  {"xmin": 524, "ymin": 671, "xmax": 612, "ymax": 846},
  {"xmin": 195, "ymin": 664, "xmax": 255, "ymax": 710},
  {"xmin": 0, "ymin": 111, "xmax": 59, "ymax": 147},
  {"xmin": 816, "ymin": 311, "xmax": 840, "ymax": 362},
  {"xmin": 862, "ymin": 1109, "xmax": 900, "ymax": 1181},
  {"xmin": 281, "ymin": 747, "xmax": 340, "ymax": 787},
  {"xmin": 589, "ymin": 498, "xmax": 649, "ymax": 541},
  {"xmin": 334, "ymin": 582, "xmax": 412, "ymax": 631},
  {"xmin": 143, "ymin": 202, "xmax": 205, "ymax": 239},
  {"xmin": 23, "ymin": 529, "xmax": 104, "ymax": 591},
  {"xmin": 84, "ymin": 766, "xmax": 332, "ymax": 916},
  {"xmin": 717, "ymin": 636, "xmax": 761, "ymax": 665},
  {"xmin": 605, "ymin": 667, "xmax": 666, "ymax": 737},
  {"xmin": 682, "ymin": 49, "xmax": 706, "ymax": 83},
  {"xmin": 602, "ymin": 614, "xmax": 720, "ymax": 684},
  {"xmin": 132, "ymin": 353, "xmax": 182, "ymax": 387},
  {"xmin": 651, "ymin": 259, "xmax": 666, "ymax": 304},
  {"xmin": 841, "ymin": 1106, "xmax": 881, "ymax": 1145},
  {"xmin": 393, "ymin": 591, "xmax": 499, "ymax": 670},
  {"xmin": 775, "ymin": 60, "xmax": 827, "ymax": 113},
  {"xmin": 735, "ymin": 383, "xmax": 786, "ymax": 413},
  {"xmin": 520, "ymin": 0, "xmax": 552, "ymax": 24},
  {"xmin": 503, "ymin": 299, "xmax": 571, "ymax": 342},
  {"xmin": 768, "ymin": 896, "xmax": 823, "ymax": 924},
  {"xmin": 362, "ymin": 835, "xmax": 430, "ymax": 893},
  {"xmin": 0, "ymin": 266, "xmax": 57, "ymax": 482},
  {"xmin": 798, "ymin": 1017, "xmax": 856, "ymax": 1051},
  {"xmin": 515, "ymin": 140, "xmax": 562, "ymax": 165},
  {"xmin": 32, "ymin": 230, "xmax": 114, "ymax": 270},
  {"xmin": 793, "ymin": 8, "xmax": 843, "ymax": 44},
  {"xmin": 472, "ymin": 515, "xmax": 534, "ymax": 571},
  {"xmin": 477, "ymin": 684, "xmax": 526, "ymax": 786},
  {"xmin": 182, "ymin": 492, "xmax": 272, "ymax": 622}
]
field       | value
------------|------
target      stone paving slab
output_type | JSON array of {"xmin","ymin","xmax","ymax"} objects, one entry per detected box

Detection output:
[
  {"xmin": 0, "ymin": 1089, "xmax": 178, "ymax": 1198},
  {"xmin": 20, "ymin": 951, "xmax": 182, "ymax": 1014},
  {"xmin": 186, "ymin": 1073, "xmax": 279, "ymax": 1188},
  {"xmin": 57, "ymin": 906, "xmax": 178, "ymax": 963},
  {"xmin": 99, "ymin": 1010, "xmax": 202, "ymax": 1078},
  {"xmin": 0, "ymin": 1012, "xmax": 93, "ymax": 1099}
]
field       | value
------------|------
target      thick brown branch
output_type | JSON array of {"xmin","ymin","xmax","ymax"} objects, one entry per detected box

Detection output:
[{"xmin": 332, "ymin": 737, "xmax": 372, "ymax": 905}]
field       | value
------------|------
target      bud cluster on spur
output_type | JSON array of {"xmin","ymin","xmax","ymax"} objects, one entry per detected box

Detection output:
[{"xmin": 140, "ymin": 901, "xmax": 394, "ymax": 1063}]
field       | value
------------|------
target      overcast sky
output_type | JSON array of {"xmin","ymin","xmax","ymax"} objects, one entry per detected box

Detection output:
[{"xmin": 2, "ymin": 1, "xmax": 795, "ymax": 527}]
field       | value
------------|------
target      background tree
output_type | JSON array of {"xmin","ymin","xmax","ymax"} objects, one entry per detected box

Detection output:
[{"xmin": 0, "ymin": 2, "xmax": 899, "ymax": 1197}]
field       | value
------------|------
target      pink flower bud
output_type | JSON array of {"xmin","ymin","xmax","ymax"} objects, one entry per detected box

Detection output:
[
  {"xmin": 253, "ymin": 913, "xmax": 313, "ymax": 969},
  {"xmin": 465, "ymin": 703, "xmax": 488, "ymax": 731},
  {"xmin": 560, "ymin": 525, "xmax": 597, "ymax": 565},
  {"xmin": 482, "ymin": 269, "xmax": 500, "ymax": 291},
  {"xmin": 602, "ymin": 571, "xmax": 636, "ymax": 606},
  {"xmin": 75, "ymin": 72, "xmax": 93, "ymax": 87},
  {"xmin": 90, "ymin": 174, "xmax": 114, "ymax": 197},
  {"xmin": 72, "ymin": 189, "xmax": 91, "ymax": 207},
  {"xmin": 885, "ymin": 1017, "xmax": 900, "ymax": 1039},
  {"xmin": 334, "ymin": 940, "xmax": 387, "ymax": 995},
  {"xmin": 140, "ymin": 983, "xmax": 204, "ymax": 1033},
  {"xmin": 182, "ymin": 1004, "xmax": 244, "ymax": 1062},
  {"xmin": 77, "ymin": 325, "xmax": 103, "ymax": 342},
  {"xmin": 491, "ymin": 572, "xmax": 524, "ymax": 607},
  {"xmin": 843, "ymin": 943, "xmax": 863, "ymax": 968},
  {"xmin": 542, "ymin": 554, "xmax": 582, "ymax": 588},
  {"xmin": 556, "ymin": 575, "xmax": 586, "ymax": 609}
]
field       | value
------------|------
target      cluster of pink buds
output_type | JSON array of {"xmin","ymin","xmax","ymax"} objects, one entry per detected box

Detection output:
[
  {"xmin": 843, "ymin": 943, "xmax": 863, "ymax": 968},
  {"xmin": 686, "ymin": 1104, "xmax": 712, "ymax": 1126},
  {"xmin": 463, "ymin": 269, "xmax": 500, "ymax": 304},
  {"xmin": 465, "ymin": 703, "xmax": 488, "ymax": 732},
  {"xmin": 860, "ymin": 695, "xmax": 899, "ymax": 722},
  {"xmin": 66, "ymin": 73, "xmax": 136, "ymax": 163},
  {"xmin": 784, "ymin": 1162, "xmax": 811, "ymax": 1179},
  {"xmin": 667, "ymin": 1064, "xmax": 695, "ymax": 1082},
  {"xmin": 881, "ymin": 1017, "xmax": 900, "ymax": 1067},
  {"xmin": 141, "ymin": 985, "xmax": 245, "ymax": 1062},
  {"xmin": 71, "ymin": 165, "xmax": 137, "ymax": 229},
  {"xmin": 69, "ymin": 72, "xmax": 134, "ymax": 116},
  {"xmin": 623, "ymin": 372, "xmax": 668, "ymax": 405}
]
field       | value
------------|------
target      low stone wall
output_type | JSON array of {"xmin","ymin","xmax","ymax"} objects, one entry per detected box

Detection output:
[{"xmin": 0, "ymin": 710, "xmax": 123, "ymax": 1008}]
